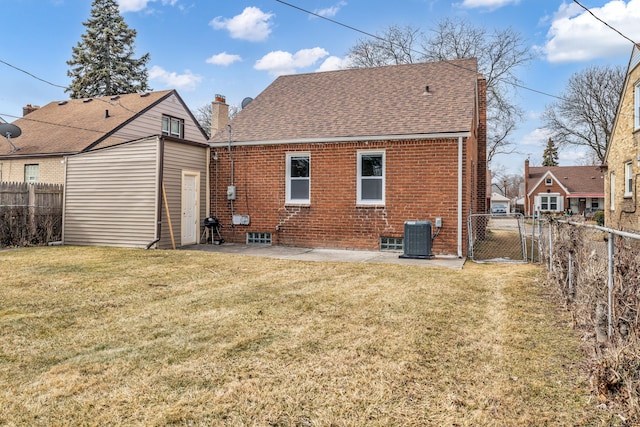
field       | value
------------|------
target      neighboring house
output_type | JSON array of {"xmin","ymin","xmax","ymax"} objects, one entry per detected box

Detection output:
[
  {"xmin": 524, "ymin": 159, "xmax": 604, "ymax": 216},
  {"xmin": 0, "ymin": 90, "xmax": 210, "ymax": 249},
  {"xmin": 209, "ymin": 60, "xmax": 487, "ymax": 257},
  {"xmin": 490, "ymin": 193, "xmax": 510, "ymax": 214},
  {"xmin": 0, "ymin": 90, "xmax": 207, "ymax": 184},
  {"xmin": 604, "ymin": 45, "xmax": 640, "ymax": 231}
]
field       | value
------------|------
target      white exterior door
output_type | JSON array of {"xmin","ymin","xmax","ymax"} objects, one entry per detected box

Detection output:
[{"xmin": 181, "ymin": 172, "xmax": 199, "ymax": 245}]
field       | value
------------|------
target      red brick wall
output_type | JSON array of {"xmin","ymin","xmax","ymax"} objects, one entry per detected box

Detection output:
[{"xmin": 210, "ymin": 137, "xmax": 476, "ymax": 255}]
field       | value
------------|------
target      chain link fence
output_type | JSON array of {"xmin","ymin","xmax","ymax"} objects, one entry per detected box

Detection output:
[
  {"xmin": 468, "ymin": 213, "xmax": 528, "ymax": 262},
  {"xmin": 540, "ymin": 218, "xmax": 640, "ymax": 423}
]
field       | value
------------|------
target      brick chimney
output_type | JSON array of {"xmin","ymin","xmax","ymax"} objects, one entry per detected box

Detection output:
[
  {"xmin": 211, "ymin": 94, "xmax": 229, "ymax": 137},
  {"xmin": 23, "ymin": 104, "xmax": 40, "ymax": 116}
]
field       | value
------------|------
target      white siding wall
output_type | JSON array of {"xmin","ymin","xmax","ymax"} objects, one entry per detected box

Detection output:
[
  {"xmin": 159, "ymin": 141, "xmax": 208, "ymax": 249},
  {"xmin": 112, "ymin": 93, "xmax": 208, "ymax": 143},
  {"xmin": 63, "ymin": 137, "xmax": 160, "ymax": 248}
]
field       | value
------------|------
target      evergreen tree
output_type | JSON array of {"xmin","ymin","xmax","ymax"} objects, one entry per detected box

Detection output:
[
  {"xmin": 66, "ymin": 0, "xmax": 151, "ymax": 98},
  {"xmin": 542, "ymin": 138, "xmax": 559, "ymax": 166}
]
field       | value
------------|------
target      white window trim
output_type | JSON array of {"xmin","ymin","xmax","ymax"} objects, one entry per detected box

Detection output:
[
  {"xmin": 625, "ymin": 161, "xmax": 633, "ymax": 198},
  {"xmin": 357, "ymin": 150, "xmax": 385, "ymax": 206},
  {"xmin": 285, "ymin": 152, "xmax": 310, "ymax": 204},
  {"xmin": 535, "ymin": 193, "xmax": 563, "ymax": 212},
  {"xmin": 610, "ymin": 172, "xmax": 616, "ymax": 211}
]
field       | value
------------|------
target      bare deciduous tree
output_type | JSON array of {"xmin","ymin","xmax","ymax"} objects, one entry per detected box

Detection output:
[
  {"xmin": 347, "ymin": 18, "xmax": 534, "ymax": 164},
  {"xmin": 542, "ymin": 65, "xmax": 625, "ymax": 164}
]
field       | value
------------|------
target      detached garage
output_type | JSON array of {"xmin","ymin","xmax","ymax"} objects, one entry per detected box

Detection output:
[{"xmin": 62, "ymin": 135, "xmax": 208, "ymax": 249}]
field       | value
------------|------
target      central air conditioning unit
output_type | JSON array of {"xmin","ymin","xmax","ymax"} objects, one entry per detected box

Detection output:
[{"xmin": 400, "ymin": 221, "xmax": 434, "ymax": 259}]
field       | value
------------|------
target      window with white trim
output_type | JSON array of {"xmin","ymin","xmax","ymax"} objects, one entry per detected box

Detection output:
[
  {"xmin": 357, "ymin": 151, "xmax": 385, "ymax": 205},
  {"xmin": 610, "ymin": 172, "xmax": 616, "ymax": 211},
  {"xmin": 161, "ymin": 115, "xmax": 184, "ymax": 138},
  {"xmin": 536, "ymin": 194, "xmax": 563, "ymax": 212},
  {"xmin": 24, "ymin": 164, "xmax": 39, "ymax": 183},
  {"xmin": 635, "ymin": 81, "xmax": 640, "ymax": 130},
  {"xmin": 545, "ymin": 177, "xmax": 552, "ymax": 186},
  {"xmin": 625, "ymin": 161, "xmax": 633, "ymax": 197},
  {"xmin": 286, "ymin": 153, "xmax": 310, "ymax": 204}
]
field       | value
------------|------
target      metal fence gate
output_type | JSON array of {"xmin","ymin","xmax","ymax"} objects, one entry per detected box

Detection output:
[{"xmin": 468, "ymin": 213, "xmax": 528, "ymax": 262}]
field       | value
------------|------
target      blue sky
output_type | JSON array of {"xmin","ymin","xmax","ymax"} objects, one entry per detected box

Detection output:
[{"xmin": 2, "ymin": 0, "xmax": 640, "ymax": 176}]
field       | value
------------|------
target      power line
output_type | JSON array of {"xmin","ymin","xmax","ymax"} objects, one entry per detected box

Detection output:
[
  {"xmin": 572, "ymin": 0, "xmax": 638, "ymax": 46},
  {"xmin": 0, "ymin": 58, "xmax": 67, "ymax": 89}
]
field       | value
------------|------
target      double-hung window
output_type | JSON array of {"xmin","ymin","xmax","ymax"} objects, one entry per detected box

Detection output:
[
  {"xmin": 625, "ymin": 161, "xmax": 633, "ymax": 197},
  {"xmin": 286, "ymin": 153, "xmax": 310, "ymax": 204},
  {"xmin": 357, "ymin": 151, "xmax": 385, "ymax": 205},
  {"xmin": 161, "ymin": 115, "xmax": 184, "ymax": 138},
  {"xmin": 538, "ymin": 194, "xmax": 562, "ymax": 212}
]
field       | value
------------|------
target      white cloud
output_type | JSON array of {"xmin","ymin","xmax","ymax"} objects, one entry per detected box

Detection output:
[
  {"xmin": 456, "ymin": 0, "xmax": 520, "ymax": 9},
  {"xmin": 313, "ymin": 1, "xmax": 347, "ymax": 18},
  {"xmin": 210, "ymin": 7, "xmax": 274, "ymax": 42},
  {"xmin": 542, "ymin": 0, "xmax": 640, "ymax": 63},
  {"xmin": 206, "ymin": 52, "xmax": 242, "ymax": 66},
  {"xmin": 117, "ymin": 0, "xmax": 149, "ymax": 12},
  {"xmin": 316, "ymin": 56, "xmax": 350, "ymax": 72},
  {"xmin": 117, "ymin": 0, "xmax": 178, "ymax": 13},
  {"xmin": 255, "ymin": 48, "xmax": 329, "ymax": 76},
  {"xmin": 148, "ymin": 65, "xmax": 202, "ymax": 91}
]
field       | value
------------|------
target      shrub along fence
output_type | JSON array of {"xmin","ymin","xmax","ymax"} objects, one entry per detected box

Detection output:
[
  {"xmin": 542, "ymin": 217, "xmax": 640, "ymax": 423},
  {"xmin": 0, "ymin": 182, "xmax": 63, "ymax": 247}
]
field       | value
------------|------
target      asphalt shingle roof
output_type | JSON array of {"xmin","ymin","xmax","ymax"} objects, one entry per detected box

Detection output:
[
  {"xmin": 210, "ymin": 59, "xmax": 479, "ymax": 143},
  {"xmin": 529, "ymin": 165, "xmax": 605, "ymax": 195},
  {"xmin": 0, "ymin": 90, "xmax": 174, "ymax": 156}
]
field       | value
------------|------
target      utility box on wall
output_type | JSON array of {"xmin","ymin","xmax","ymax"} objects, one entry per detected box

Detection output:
[{"xmin": 400, "ymin": 221, "xmax": 434, "ymax": 259}]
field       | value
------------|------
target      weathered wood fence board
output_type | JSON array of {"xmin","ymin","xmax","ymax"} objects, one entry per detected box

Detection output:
[{"xmin": 0, "ymin": 182, "xmax": 63, "ymax": 246}]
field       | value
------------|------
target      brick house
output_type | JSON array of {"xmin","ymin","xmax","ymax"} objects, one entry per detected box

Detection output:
[
  {"xmin": 209, "ymin": 60, "xmax": 487, "ymax": 257},
  {"xmin": 604, "ymin": 45, "xmax": 640, "ymax": 231},
  {"xmin": 523, "ymin": 159, "xmax": 604, "ymax": 216}
]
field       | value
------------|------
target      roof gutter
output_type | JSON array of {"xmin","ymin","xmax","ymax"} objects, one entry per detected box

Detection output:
[{"xmin": 208, "ymin": 132, "xmax": 471, "ymax": 148}]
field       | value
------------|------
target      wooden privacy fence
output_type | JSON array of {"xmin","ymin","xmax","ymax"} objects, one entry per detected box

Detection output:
[{"xmin": 0, "ymin": 182, "xmax": 63, "ymax": 247}]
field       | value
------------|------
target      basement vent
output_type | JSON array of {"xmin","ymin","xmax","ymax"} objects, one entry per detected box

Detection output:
[
  {"xmin": 247, "ymin": 232, "xmax": 272, "ymax": 245},
  {"xmin": 380, "ymin": 237, "xmax": 403, "ymax": 251},
  {"xmin": 400, "ymin": 221, "xmax": 434, "ymax": 259}
]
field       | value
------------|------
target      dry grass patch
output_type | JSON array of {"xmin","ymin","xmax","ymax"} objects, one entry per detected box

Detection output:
[{"xmin": 0, "ymin": 246, "xmax": 603, "ymax": 425}]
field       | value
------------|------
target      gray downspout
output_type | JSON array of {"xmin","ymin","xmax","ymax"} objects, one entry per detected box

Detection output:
[{"xmin": 146, "ymin": 136, "xmax": 165, "ymax": 249}]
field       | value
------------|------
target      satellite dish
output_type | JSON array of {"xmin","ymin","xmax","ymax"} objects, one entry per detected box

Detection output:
[
  {"xmin": 241, "ymin": 97, "xmax": 253, "ymax": 109},
  {"xmin": 0, "ymin": 123, "xmax": 21, "ymax": 152}
]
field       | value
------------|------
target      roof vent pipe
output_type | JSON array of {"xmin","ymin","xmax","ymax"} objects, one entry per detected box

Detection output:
[{"xmin": 105, "ymin": 109, "xmax": 110, "ymax": 118}]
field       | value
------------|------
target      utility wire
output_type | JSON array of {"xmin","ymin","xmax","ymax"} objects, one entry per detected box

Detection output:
[
  {"xmin": 0, "ymin": 58, "xmax": 67, "ymax": 89},
  {"xmin": 573, "ymin": 0, "xmax": 638, "ymax": 46}
]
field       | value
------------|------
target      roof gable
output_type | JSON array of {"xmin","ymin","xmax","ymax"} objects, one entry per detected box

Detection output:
[
  {"xmin": 210, "ymin": 59, "xmax": 480, "ymax": 143},
  {"xmin": 0, "ymin": 90, "xmax": 207, "ymax": 157},
  {"xmin": 527, "ymin": 165, "xmax": 604, "ymax": 197}
]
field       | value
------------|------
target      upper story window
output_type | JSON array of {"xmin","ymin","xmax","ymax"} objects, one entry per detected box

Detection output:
[
  {"xmin": 162, "ymin": 115, "xmax": 184, "ymax": 138},
  {"xmin": 286, "ymin": 153, "xmax": 310, "ymax": 204},
  {"xmin": 357, "ymin": 150, "xmax": 385, "ymax": 205},
  {"xmin": 24, "ymin": 164, "xmax": 39, "ymax": 183},
  {"xmin": 635, "ymin": 81, "xmax": 640, "ymax": 130},
  {"xmin": 545, "ymin": 177, "xmax": 552, "ymax": 186},
  {"xmin": 625, "ymin": 161, "xmax": 633, "ymax": 197}
]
